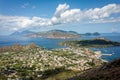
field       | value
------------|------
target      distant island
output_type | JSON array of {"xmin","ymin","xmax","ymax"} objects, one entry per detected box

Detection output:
[
  {"xmin": 10, "ymin": 30, "xmax": 37, "ymax": 36},
  {"xmin": 10, "ymin": 30, "xmax": 81, "ymax": 39},
  {"xmin": 61, "ymin": 37, "xmax": 120, "ymax": 48},
  {"xmin": 81, "ymin": 32, "xmax": 101, "ymax": 36}
]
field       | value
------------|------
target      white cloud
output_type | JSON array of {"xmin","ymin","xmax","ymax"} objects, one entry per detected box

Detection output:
[
  {"xmin": 51, "ymin": 3, "xmax": 120, "ymax": 24},
  {"xmin": 0, "ymin": 3, "xmax": 120, "ymax": 34},
  {"xmin": 88, "ymin": 17, "xmax": 120, "ymax": 23},
  {"xmin": 0, "ymin": 15, "xmax": 52, "ymax": 32},
  {"xmin": 51, "ymin": 3, "xmax": 82, "ymax": 24},
  {"xmin": 31, "ymin": 17, "xmax": 52, "ymax": 26},
  {"xmin": 54, "ymin": 3, "xmax": 70, "ymax": 18},
  {"xmin": 85, "ymin": 4, "xmax": 120, "ymax": 19},
  {"xmin": 0, "ymin": 15, "xmax": 32, "ymax": 30}
]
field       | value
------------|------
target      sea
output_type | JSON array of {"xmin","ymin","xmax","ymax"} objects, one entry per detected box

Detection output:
[{"xmin": 0, "ymin": 34, "xmax": 120, "ymax": 62}]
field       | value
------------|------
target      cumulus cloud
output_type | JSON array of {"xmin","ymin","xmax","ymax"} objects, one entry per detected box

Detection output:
[
  {"xmin": 51, "ymin": 3, "xmax": 120, "ymax": 24},
  {"xmin": 0, "ymin": 15, "xmax": 32, "ymax": 30},
  {"xmin": 0, "ymin": 3, "xmax": 120, "ymax": 34},
  {"xmin": 85, "ymin": 4, "xmax": 120, "ymax": 19},
  {"xmin": 0, "ymin": 15, "xmax": 52, "ymax": 32},
  {"xmin": 51, "ymin": 3, "xmax": 81, "ymax": 24},
  {"xmin": 54, "ymin": 3, "xmax": 70, "ymax": 18}
]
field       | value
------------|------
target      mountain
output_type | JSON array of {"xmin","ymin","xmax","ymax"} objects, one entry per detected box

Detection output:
[
  {"xmin": 10, "ymin": 30, "xmax": 37, "ymax": 36},
  {"xmin": 27, "ymin": 30, "xmax": 81, "ymax": 39},
  {"xmin": 68, "ymin": 58, "xmax": 120, "ymax": 80}
]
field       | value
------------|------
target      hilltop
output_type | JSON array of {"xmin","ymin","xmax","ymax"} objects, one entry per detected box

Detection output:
[
  {"xmin": 27, "ymin": 30, "xmax": 81, "ymax": 39},
  {"xmin": 61, "ymin": 37, "xmax": 120, "ymax": 48},
  {"xmin": 10, "ymin": 30, "xmax": 81, "ymax": 39}
]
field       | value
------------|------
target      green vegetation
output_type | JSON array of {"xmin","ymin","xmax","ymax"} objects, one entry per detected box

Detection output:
[
  {"xmin": 61, "ymin": 38, "xmax": 120, "ymax": 48},
  {"xmin": 0, "ymin": 43, "xmax": 103, "ymax": 79},
  {"xmin": 41, "ymin": 67, "xmax": 66, "ymax": 79}
]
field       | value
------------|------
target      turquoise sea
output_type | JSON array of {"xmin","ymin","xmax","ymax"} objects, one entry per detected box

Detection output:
[{"xmin": 0, "ymin": 35, "xmax": 120, "ymax": 61}]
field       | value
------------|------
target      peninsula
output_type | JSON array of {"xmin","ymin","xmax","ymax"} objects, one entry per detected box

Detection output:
[{"xmin": 61, "ymin": 37, "xmax": 120, "ymax": 48}]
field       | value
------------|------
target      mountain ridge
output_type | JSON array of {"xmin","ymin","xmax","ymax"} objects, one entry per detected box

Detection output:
[
  {"xmin": 10, "ymin": 30, "xmax": 37, "ymax": 36},
  {"xmin": 11, "ymin": 30, "xmax": 81, "ymax": 39}
]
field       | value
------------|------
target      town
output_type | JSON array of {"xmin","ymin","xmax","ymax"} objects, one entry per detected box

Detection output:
[{"xmin": 0, "ymin": 43, "xmax": 103, "ymax": 79}]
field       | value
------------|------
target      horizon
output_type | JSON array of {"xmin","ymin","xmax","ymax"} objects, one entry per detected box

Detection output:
[
  {"xmin": 0, "ymin": 1, "xmax": 120, "ymax": 79},
  {"xmin": 2, "ymin": 29, "xmax": 120, "ymax": 36},
  {"xmin": 0, "ymin": 0, "xmax": 120, "ymax": 35}
]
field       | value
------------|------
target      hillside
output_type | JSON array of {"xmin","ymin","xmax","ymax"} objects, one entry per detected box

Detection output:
[
  {"xmin": 10, "ymin": 30, "xmax": 81, "ymax": 39},
  {"xmin": 61, "ymin": 37, "xmax": 120, "ymax": 48},
  {"xmin": 68, "ymin": 58, "xmax": 120, "ymax": 80},
  {"xmin": 27, "ymin": 30, "xmax": 81, "ymax": 39},
  {"xmin": 0, "ymin": 44, "xmax": 103, "ymax": 80}
]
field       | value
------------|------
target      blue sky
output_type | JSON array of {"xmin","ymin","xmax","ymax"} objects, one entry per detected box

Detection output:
[{"xmin": 0, "ymin": 0, "xmax": 120, "ymax": 35}]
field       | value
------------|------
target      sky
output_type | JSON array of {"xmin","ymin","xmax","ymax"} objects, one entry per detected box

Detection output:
[{"xmin": 0, "ymin": 0, "xmax": 120, "ymax": 35}]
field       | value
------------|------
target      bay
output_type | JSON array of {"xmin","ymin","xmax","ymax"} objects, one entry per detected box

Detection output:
[{"xmin": 0, "ymin": 35, "xmax": 120, "ymax": 61}]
